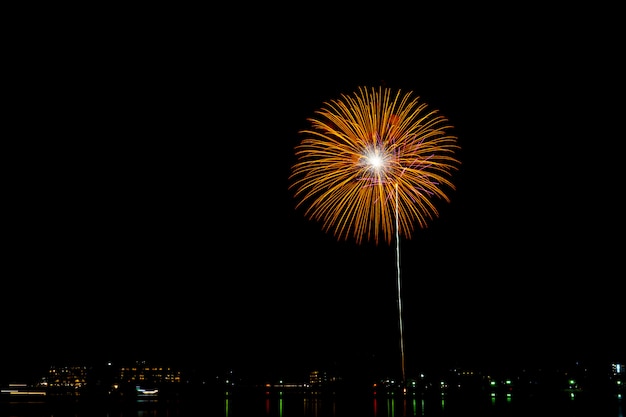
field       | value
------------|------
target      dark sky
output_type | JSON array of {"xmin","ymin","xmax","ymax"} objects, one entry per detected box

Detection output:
[{"xmin": 3, "ymin": 5, "xmax": 623, "ymax": 383}]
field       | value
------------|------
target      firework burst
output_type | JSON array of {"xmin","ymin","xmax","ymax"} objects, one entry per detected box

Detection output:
[{"xmin": 289, "ymin": 86, "xmax": 461, "ymax": 245}]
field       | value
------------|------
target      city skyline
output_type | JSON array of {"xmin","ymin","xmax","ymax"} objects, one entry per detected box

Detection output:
[{"xmin": 2, "ymin": 356, "xmax": 624, "ymax": 391}]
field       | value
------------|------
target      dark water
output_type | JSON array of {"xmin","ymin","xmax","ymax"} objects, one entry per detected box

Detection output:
[{"xmin": 1, "ymin": 392, "xmax": 623, "ymax": 417}]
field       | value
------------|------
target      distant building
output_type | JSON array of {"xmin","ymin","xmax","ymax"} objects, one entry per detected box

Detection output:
[
  {"xmin": 118, "ymin": 361, "xmax": 182, "ymax": 386},
  {"xmin": 309, "ymin": 370, "xmax": 327, "ymax": 387},
  {"xmin": 47, "ymin": 365, "xmax": 88, "ymax": 395},
  {"xmin": 610, "ymin": 361, "xmax": 624, "ymax": 396}
]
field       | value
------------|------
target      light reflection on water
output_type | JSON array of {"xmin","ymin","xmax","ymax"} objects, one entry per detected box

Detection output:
[
  {"xmin": 222, "ymin": 390, "xmax": 621, "ymax": 417},
  {"xmin": 0, "ymin": 391, "xmax": 622, "ymax": 417},
  {"xmin": 220, "ymin": 390, "xmax": 622, "ymax": 417}
]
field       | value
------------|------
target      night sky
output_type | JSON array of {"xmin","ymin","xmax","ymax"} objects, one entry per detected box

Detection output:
[{"xmin": 3, "ymin": 5, "xmax": 623, "ymax": 383}]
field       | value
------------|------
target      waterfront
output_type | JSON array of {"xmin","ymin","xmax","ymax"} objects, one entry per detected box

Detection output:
[
  {"xmin": 1, "ymin": 390, "xmax": 623, "ymax": 417},
  {"xmin": 2, "ymin": 359, "xmax": 624, "ymax": 417}
]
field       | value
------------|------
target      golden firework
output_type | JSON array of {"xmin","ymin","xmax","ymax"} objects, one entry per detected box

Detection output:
[{"xmin": 289, "ymin": 86, "xmax": 461, "ymax": 245}]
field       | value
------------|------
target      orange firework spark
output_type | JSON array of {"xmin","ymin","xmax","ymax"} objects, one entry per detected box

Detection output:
[{"xmin": 289, "ymin": 86, "xmax": 461, "ymax": 245}]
